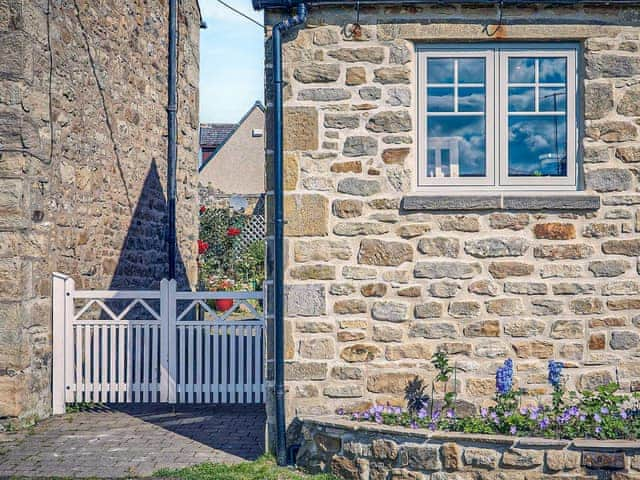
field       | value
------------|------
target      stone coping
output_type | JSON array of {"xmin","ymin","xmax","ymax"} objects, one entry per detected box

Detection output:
[
  {"xmin": 402, "ymin": 193, "xmax": 601, "ymax": 212},
  {"xmin": 300, "ymin": 415, "xmax": 640, "ymax": 451}
]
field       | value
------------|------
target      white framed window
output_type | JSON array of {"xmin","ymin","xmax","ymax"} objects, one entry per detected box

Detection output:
[{"xmin": 417, "ymin": 43, "xmax": 578, "ymax": 191}]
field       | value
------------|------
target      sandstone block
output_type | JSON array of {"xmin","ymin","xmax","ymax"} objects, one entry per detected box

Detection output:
[
  {"xmin": 533, "ymin": 223, "xmax": 576, "ymax": 240},
  {"xmin": 374, "ymin": 67, "xmax": 411, "ymax": 84},
  {"xmin": 366, "ymin": 111, "xmax": 412, "ymax": 133},
  {"xmin": 300, "ymin": 337, "xmax": 335, "ymax": 359},
  {"xmin": 373, "ymin": 325, "xmax": 403, "ymax": 342},
  {"xmin": 586, "ymin": 121, "xmax": 637, "ymax": 142},
  {"xmin": 468, "ymin": 279, "xmax": 499, "ymax": 296},
  {"xmin": 361, "ymin": 283, "xmax": 388, "ymax": 297},
  {"xmin": 502, "ymin": 449, "xmax": 543, "ymax": 469},
  {"xmin": 449, "ymin": 301, "xmax": 481, "ymax": 318},
  {"xmin": 610, "ymin": 331, "xmax": 640, "ymax": 350},
  {"xmin": 489, "ymin": 213, "xmax": 529, "ymax": 231},
  {"xmin": 337, "ymin": 178, "xmax": 381, "ymax": 196},
  {"xmin": 618, "ymin": 85, "xmax": 640, "ymax": 116},
  {"xmin": 616, "ymin": 145, "xmax": 640, "ymax": 163},
  {"xmin": 371, "ymin": 301, "xmax": 409, "ymax": 322},
  {"xmin": 570, "ymin": 298, "xmax": 604, "ymax": 315},
  {"xmin": 290, "ymin": 265, "xmax": 336, "ymax": 280},
  {"xmin": 285, "ymin": 362, "xmax": 328, "ymax": 381},
  {"xmin": 504, "ymin": 281, "xmax": 547, "ymax": 295},
  {"xmin": 333, "ymin": 199, "xmax": 363, "ymax": 218},
  {"xmin": 346, "ymin": 67, "xmax": 366, "ymax": 86},
  {"xmin": 343, "ymin": 136, "xmax": 378, "ymax": 157},
  {"xmin": 359, "ymin": 86, "xmax": 382, "ymax": 100},
  {"xmin": 284, "ymin": 107, "xmax": 319, "ymax": 150},
  {"xmin": 367, "ymin": 372, "xmax": 416, "ymax": 394},
  {"xmin": 334, "ymin": 222, "xmax": 390, "ymax": 236},
  {"xmin": 385, "ymin": 343, "xmax": 433, "ymax": 361},
  {"xmin": 464, "ymin": 320, "xmax": 499, "ymax": 337},
  {"xmin": 286, "ymin": 285, "xmax": 326, "ymax": 317},
  {"xmin": 414, "ymin": 261, "xmax": 481, "ymax": 279},
  {"xmin": 410, "ymin": 321, "xmax": 457, "ymax": 339},
  {"xmin": 602, "ymin": 239, "xmax": 640, "ymax": 256},
  {"xmin": 486, "ymin": 298, "xmax": 524, "ymax": 316},
  {"xmin": 463, "ymin": 447, "xmax": 498, "ymax": 469},
  {"xmin": 382, "ymin": 148, "xmax": 410, "ymax": 164},
  {"xmin": 488, "ymin": 261, "xmax": 534, "ymax": 279},
  {"xmin": 414, "ymin": 302, "xmax": 443, "ymax": 318},
  {"xmin": 585, "ymin": 82, "xmax": 614, "ymax": 119},
  {"xmin": 294, "ymin": 63, "xmax": 341, "ymax": 83},
  {"xmin": 418, "ymin": 237, "xmax": 460, "ymax": 258},
  {"xmin": 464, "ymin": 238, "xmax": 528, "ymax": 258},
  {"xmin": 334, "ymin": 299, "xmax": 367, "ymax": 315},
  {"xmin": 504, "ymin": 319, "xmax": 546, "ymax": 337},
  {"xmin": 534, "ymin": 244, "xmax": 594, "ymax": 260},
  {"xmin": 295, "ymin": 240, "xmax": 352, "ymax": 262},
  {"xmin": 586, "ymin": 168, "xmax": 633, "ymax": 192},
  {"xmin": 341, "ymin": 344, "xmax": 381, "ymax": 362},
  {"xmin": 358, "ymin": 239, "xmax": 413, "ymax": 266},
  {"xmin": 513, "ymin": 340, "xmax": 554, "ymax": 359},
  {"xmin": 285, "ymin": 194, "xmax": 329, "ymax": 236},
  {"xmin": 298, "ymin": 88, "xmax": 351, "ymax": 101},
  {"xmin": 550, "ymin": 319, "xmax": 584, "ymax": 338},
  {"xmin": 328, "ymin": 47, "xmax": 385, "ymax": 63},
  {"xmin": 438, "ymin": 215, "xmax": 480, "ymax": 232},
  {"xmin": 578, "ymin": 370, "xmax": 614, "ymax": 391},
  {"xmin": 406, "ymin": 445, "xmax": 441, "ymax": 471}
]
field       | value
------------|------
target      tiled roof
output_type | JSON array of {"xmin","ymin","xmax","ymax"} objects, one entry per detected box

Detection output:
[{"xmin": 199, "ymin": 123, "xmax": 237, "ymax": 148}]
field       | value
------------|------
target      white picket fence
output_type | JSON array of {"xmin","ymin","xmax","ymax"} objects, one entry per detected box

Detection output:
[{"xmin": 52, "ymin": 273, "xmax": 266, "ymax": 414}]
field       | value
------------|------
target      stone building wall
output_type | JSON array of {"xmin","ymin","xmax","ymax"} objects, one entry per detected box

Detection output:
[
  {"xmin": 0, "ymin": 0, "xmax": 200, "ymax": 422},
  {"xmin": 262, "ymin": 3, "xmax": 640, "ymax": 429}
]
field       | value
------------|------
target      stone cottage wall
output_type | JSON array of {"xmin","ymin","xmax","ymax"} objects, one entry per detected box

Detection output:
[
  {"xmin": 262, "ymin": 3, "xmax": 640, "ymax": 432},
  {"xmin": 0, "ymin": 0, "xmax": 200, "ymax": 422}
]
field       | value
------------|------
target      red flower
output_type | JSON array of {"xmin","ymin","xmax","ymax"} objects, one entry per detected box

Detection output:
[
  {"xmin": 199, "ymin": 205, "xmax": 206, "ymax": 214},
  {"xmin": 227, "ymin": 227, "xmax": 241, "ymax": 237},
  {"xmin": 197, "ymin": 239, "xmax": 209, "ymax": 255}
]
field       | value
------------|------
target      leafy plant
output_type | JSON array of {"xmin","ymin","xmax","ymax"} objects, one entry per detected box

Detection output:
[{"xmin": 405, "ymin": 377, "xmax": 429, "ymax": 414}]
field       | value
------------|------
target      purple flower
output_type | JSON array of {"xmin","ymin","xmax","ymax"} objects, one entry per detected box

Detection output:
[
  {"xmin": 490, "ymin": 411, "xmax": 499, "ymax": 424},
  {"xmin": 446, "ymin": 409, "xmax": 455, "ymax": 419},
  {"xmin": 352, "ymin": 413, "xmax": 360, "ymax": 420},
  {"xmin": 337, "ymin": 408, "xmax": 345, "ymax": 416},
  {"xmin": 432, "ymin": 410, "xmax": 441, "ymax": 421},
  {"xmin": 600, "ymin": 407, "xmax": 609, "ymax": 415},
  {"xmin": 579, "ymin": 415, "xmax": 586, "ymax": 422},
  {"xmin": 510, "ymin": 426, "xmax": 517, "ymax": 435},
  {"xmin": 621, "ymin": 410, "xmax": 629, "ymax": 420},
  {"xmin": 429, "ymin": 423, "xmax": 436, "ymax": 431},
  {"xmin": 568, "ymin": 406, "xmax": 580, "ymax": 417},
  {"xmin": 548, "ymin": 360, "xmax": 563, "ymax": 390},
  {"xmin": 363, "ymin": 412, "xmax": 370, "ymax": 420},
  {"xmin": 481, "ymin": 407, "xmax": 488, "ymax": 418},
  {"xmin": 410, "ymin": 421, "xmax": 418, "ymax": 429},
  {"xmin": 594, "ymin": 413, "xmax": 602, "ymax": 423},
  {"xmin": 418, "ymin": 408, "xmax": 427, "ymax": 419},
  {"xmin": 496, "ymin": 359, "xmax": 514, "ymax": 395},
  {"xmin": 595, "ymin": 426, "xmax": 602, "ymax": 434},
  {"xmin": 375, "ymin": 414, "xmax": 383, "ymax": 424},
  {"xmin": 539, "ymin": 417, "xmax": 550, "ymax": 430},
  {"xmin": 394, "ymin": 407, "xmax": 402, "ymax": 415},
  {"xmin": 519, "ymin": 407, "xmax": 528, "ymax": 415},
  {"xmin": 529, "ymin": 410, "xmax": 539, "ymax": 421}
]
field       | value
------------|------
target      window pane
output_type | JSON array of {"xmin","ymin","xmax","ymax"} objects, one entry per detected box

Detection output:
[
  {"xmin": 508, "ymin": 116, "xmax": 567, "ymax": 177},
  {"xmin": 539, "ymin": 87, "xmax": 566, "ymax": 112},
  {"xmin": 458, "ymin": 87, "xmax": 485, "ymax": 112},
  {"xmin": 427, "ymin": 87, "xmax": 454, "ymax": 112},
  {"xmin": 539, "ymin": 57, "xmax": 566, "ymax": 83},
  {"xmin": 427, "ymin": 58, "xmax": 454, "ymax": 83},
  {"xmin": 427, "ymin": 116, "xmax": 486, "ymax": 177},
  {"xmin": 509, "ymin": 58, "xmax": 535, "ymax": 83},
  {"xmin": 508, "ymin": 87, "xmax": 535, "ymax": 112},
  {"xmin": 458, "ymin": 58, "xmax": 485, "ymax": 83}
]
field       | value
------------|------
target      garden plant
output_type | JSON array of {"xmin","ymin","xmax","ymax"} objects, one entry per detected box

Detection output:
[{"xmin": 343, "ymin": 354, "xmax": 640, "ymax": 440}]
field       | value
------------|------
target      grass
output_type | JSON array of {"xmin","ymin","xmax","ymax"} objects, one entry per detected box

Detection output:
[{"xmin": 154, "ymin": 455, "xmax": 337, "ymax": 480}]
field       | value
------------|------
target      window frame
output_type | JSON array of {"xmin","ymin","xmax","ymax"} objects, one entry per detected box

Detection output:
[{"xmin": 416, "ymin": 43, "xmax": 579, "ymax": 192}]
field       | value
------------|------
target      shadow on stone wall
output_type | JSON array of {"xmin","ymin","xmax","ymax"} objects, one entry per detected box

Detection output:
[{"xmin": 109, "ymin": 160, "xmax": 190, "ymax": 291}]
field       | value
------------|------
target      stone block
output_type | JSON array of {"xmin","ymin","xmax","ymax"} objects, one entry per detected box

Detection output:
[
  {"xmin": 366, "ymin": 111, "xmax": 412, "ymax": 133},
  {"xmin": 343, "ymin": 137, "xmax": 378, "ymax": 157},
  {"xmin": 284, "ymin": 107, "xmax": 318, "ymax": 150},
  {"xmin": 585, "ymin": 82, "xmax": 614, "ymax": 119},
  {"xmin": 346, "ymin": 67, "xmax": 366, "ymax": 85},
  {"xmin": 405, "ymin": 445, "xmax": 441, "ymax": 471},
  {"xmin": 325, "ymin": 114, "xmax": 360, "ymax": 129},
  {"xmin": 298, "ymin": 88, "xmax": 351, "ymax": 102},
  {"xmin": 414, "ymin": 261, "xmax": 481, "ymax": 279},
  {"xmin": 290, "ymin": 265, "xmax": 335, "ymax": 280},
  {"xmin": 300, "ymin": 337, "xmax": 335, "ymax": 359},
  {"xmin": 486, "ymin": 298, "xmax": 524, "ymax": 316},
  {"xmin": 328, "ymin": 47, "xmax": 385, "ymax": 63},
  {"xmin": 285, "ymin": 362, "xmax": 328, "ymax": 381},
  {"xmin": 618, "ymin": 85, "xmax": 640, "ymax": 116},
  {"xmin": 582, "ymin": 451, "xmax": 625, "ymax": 470},
  {"xmin": 463, "ymin": 447, "xmax": 499, "ymax": 469},
  {"xmin": 285, "ymin": 284, "xmax": 326, "ymax": 317},
  {"xmin": 602, "ymin": 239, "xmax": 640, "ymax": 256},
  {"xmin": 418, "ymin": 238, "xmax": 460, "ymax": 258},
  {"xmin": 372, "ymin": 301, "xmax": 410, "ymax": 322},
  {"xmin": 294, "ymin": 63, "xmax": 341, "ymax": 83},
  {"xmin": 334, "ymin": 299, "xmax": 367, "ymax": 315},
  {"xmin": 284, "ymin": 194, "xmax": 329, "ymax": 237},
  {"xmin": 374, "ymin": 67, "xmax": 411, "ymax": 84},
  {"xmin": 295, "ymin": 240, "xmax": 352, "ymax": 262},
  {"xmin": 367, "ymin": 372, "xmax": 416, "ymax": 394},
  {"xmin": 358, "ymin": 239, "xmax": 413, "ymax": 266},
  {"xmin": 586, "ymin": 168, "xmax": 633, "ymax": 192},
  {"xmin": 533, "ymin": 223, "xmax": 576, "ymax": 240},
  {"xmin": 501, "ymin": 448, "xmax": 543, "ymax": 469},
  {"xmin": 403, "ymin": 195, "xmax": 500, "ymax": 211},
  {"xmin": 341, "ymin": 344, "xmax": 381, "ymax": 362},
  {"xmin": 464, "ymin": 238, "xmax": 528, "ymax": 258},
  {"xmin": 534, "ymin": 244, "xmax": 594, "ymax": 260}
]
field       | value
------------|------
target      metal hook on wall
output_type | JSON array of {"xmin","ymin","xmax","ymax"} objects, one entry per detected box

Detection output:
[
  {"xmin": 483, "ymin": 0, "xmax": 505, "ymax": 37},
  {"xmin": 348, "ymin": 0, "xmax": 363, "ymax": 39}
]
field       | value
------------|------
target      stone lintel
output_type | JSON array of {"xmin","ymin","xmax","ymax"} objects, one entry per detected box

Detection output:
[
  {"xmin": 402, "ymin": 195, "xmax": 501, "ymax": 211},
  {"xmin": 503, "ymin": 194, "xmax": 601, "ymax": 211},
  {"xmin": 402, "ymin": 194, "xmax": 601, "ymax": 212}
]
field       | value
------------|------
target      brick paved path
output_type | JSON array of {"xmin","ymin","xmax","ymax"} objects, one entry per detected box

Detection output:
[{"xmin": 0, "ymin": 404, "xmax": 265, "ymax": 478}]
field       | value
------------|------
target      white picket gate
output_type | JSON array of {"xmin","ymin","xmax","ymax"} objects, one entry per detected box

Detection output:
[{"xmin": 52, "ymin": 273, "xmax": 266, "ymax": 414}]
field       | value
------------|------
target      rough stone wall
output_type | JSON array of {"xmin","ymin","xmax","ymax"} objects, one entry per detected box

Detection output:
[
  {"xmin": 297, "ymin": 417, "xmax": 640, "ymax": 480},
  {"xmin": 0, "ymin": 0, "xmax": 200, "ymax": 422},
  {"xmin": 262, "ymin": 4, "xmax": 640, "ymax": 429}
]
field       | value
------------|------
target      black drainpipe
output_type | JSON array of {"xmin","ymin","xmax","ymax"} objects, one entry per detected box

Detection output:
[
  {"xmin": 271, "ymin": 2, "xmax": 308, "ymax": 467},
  {"xmin": 167, "ymin": 0, "xmax": 178, "ymax": 280}
]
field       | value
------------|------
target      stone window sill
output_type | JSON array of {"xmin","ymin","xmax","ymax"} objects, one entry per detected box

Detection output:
[{"xmin": 402, "ymin": 193, "xmax": 601, "ymax": 212}]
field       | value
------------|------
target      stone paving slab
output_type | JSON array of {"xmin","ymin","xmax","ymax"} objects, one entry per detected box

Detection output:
[{"xmin": 0, "ymin": 404, "xmax": 265, "ymax": 478}]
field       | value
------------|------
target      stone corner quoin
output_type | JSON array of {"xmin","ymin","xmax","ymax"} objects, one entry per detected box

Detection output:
[{"xmin": 265, "ymin": 4, "xmax": 640, "ymax": 424}]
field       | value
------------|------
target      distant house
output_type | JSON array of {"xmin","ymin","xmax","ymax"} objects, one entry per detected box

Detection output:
[{"xmin": 199, "ymin": 102, "xmax": 265, "ymax": 195}]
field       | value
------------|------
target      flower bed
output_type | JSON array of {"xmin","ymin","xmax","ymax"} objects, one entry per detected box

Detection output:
[
  {"xmin": 294, "ymin": 416, "xmax": 640, "ymax": 480},
  {"xmin": 341, "ymin": 354, "xmax": 640, "ymax": 441}
]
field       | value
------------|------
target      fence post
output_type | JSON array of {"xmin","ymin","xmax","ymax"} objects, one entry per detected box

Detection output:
[
  {"xmin": 52, "ymin": 273, "xmax": 67, "ymax": 414},
  {"xmin": 167, "ymin": 279, "xmax": 177, "ymax": 403},
  {"xmin": 159, "ymin": 279, "xmax": 169, "ymax": 402},
  {"xmin": 64, "ymin": 277, "xmax": 75, "ymax": 405}
]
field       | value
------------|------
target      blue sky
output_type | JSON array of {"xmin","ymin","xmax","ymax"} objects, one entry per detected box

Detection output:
[{"xmin": 199, "ymin": 0, "xmax": 264, "ymax": 123}]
